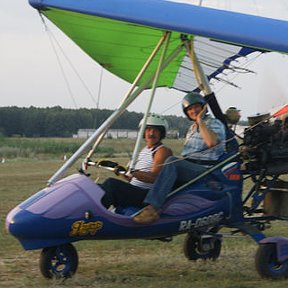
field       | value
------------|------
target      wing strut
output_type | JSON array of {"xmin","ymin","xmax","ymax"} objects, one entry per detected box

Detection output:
[
  {"xmin": 184, "ymin": 37, "xmax": 228, "ymax": 126},
  {"xmin": 84, "ymin": 32, "xmax": 170, "ymax": 164},
  {"xmin": 184, "ymin": 38, "xmax": 212, "ymax": 95},
  {"xmin": 48, "ymin": 33, "xmax": 184, "ymax": 185},
  {"xmin": 129, "ymin": 32, "xmax": 171, "ymax": 171}
]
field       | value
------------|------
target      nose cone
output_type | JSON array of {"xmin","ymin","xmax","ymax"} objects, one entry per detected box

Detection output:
[
  {"xmin": 6, "ymin": 205, "xmax": 72, "ymax": 250},
  {"xmin": 5, "ymin": 206, "xmax": 20, "ymax": 233},
  {"xmin": 6, "ymin": 206, "xmax": 38, "ymax": 239},
  {"xmin": 5, "ymin": 174, "xmax": 105, "ymax": 250}
]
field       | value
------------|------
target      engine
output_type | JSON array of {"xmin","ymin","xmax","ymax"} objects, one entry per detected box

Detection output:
[{"xmin": 241, "ymin": 120, "xmax": 288, "ymax": 171}]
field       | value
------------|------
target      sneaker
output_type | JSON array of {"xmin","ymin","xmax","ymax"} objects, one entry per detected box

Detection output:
[{"xmin": 133, "ymin": 205, "xmax": 159, "ymax": 224}]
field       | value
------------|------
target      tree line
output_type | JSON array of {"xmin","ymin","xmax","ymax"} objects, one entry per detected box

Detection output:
[{"xmin": 0, "ymin": 106, "xmax": 190, "ymax": 138}]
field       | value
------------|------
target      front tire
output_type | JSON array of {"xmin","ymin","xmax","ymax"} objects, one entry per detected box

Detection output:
[
  {"xmin": 255, "ymin": 244, "xmax": 288, "ymax": 279},
  {"xmin": 39, "ymin": 243, "xmax": 78, "ymax": 279}
]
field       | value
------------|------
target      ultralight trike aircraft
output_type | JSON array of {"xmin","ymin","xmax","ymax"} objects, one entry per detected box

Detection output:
[{"xmin": 5, "ymin": 0, "xmax": 288, "ymax": 280}]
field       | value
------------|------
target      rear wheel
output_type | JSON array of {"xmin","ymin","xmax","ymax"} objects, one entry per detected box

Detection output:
[
  {"xmin": 255, "ymin": 244, "xmax": 288, "ymax": 279},
  {"xmin": 39, "ymin": 243, "xmax": 78, "ymax": 279},
  {"xmin": 183, "ymin": 234, "xmax": 221, "ymax": 261}
]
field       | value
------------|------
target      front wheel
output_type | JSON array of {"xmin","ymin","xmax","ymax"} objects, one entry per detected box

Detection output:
[
  {"xmin": 39, "ymin": 243, "xmax": 78, "ymax": 279},
  {"xmin": 255, "ymin": 244, "xmax": 288, "ymax": 279}
]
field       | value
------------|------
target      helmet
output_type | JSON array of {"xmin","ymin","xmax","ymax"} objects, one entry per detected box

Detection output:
[
  {"xmin": 139, "ymin": 113, "xmax": 169, "ymax": 139},
  {"xmin": 182, "ymin": 92, "xmax": 206, "ymax": 117},
  {"xmin": 225, "ymin": 107, "xmax": 241, "ymax": 125}
]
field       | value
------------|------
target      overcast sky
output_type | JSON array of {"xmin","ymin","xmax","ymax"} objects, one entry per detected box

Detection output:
[{"xmin": 1, "ymin": 0, "xmax": 288, "ymax": 119}]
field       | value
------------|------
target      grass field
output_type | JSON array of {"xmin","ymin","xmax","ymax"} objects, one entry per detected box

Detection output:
[{"xmin": 1, "ymin": 139, "xmax": 288, "ymax": 287}]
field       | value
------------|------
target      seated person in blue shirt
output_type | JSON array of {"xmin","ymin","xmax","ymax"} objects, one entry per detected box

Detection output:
[{"xmin": 133, "ymin": 92, "xmax": 226, "ymax": 224}]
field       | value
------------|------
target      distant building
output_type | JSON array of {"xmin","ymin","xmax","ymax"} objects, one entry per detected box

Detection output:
[
  {"xmin": 74, "ymin": 129, "xmax": 179, "ymax": 139},
  {"xmin": 106, "ymin": 129, "xmax": 138, "ymax": 139},
  {"xmin": 73, "ymin": 129, "xmax": 96, "ymax": 139}
]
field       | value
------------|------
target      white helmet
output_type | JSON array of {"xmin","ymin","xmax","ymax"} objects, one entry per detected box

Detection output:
[{"xmin": 139, "ymin": 113, "xmax": 169, "ymax": 139}]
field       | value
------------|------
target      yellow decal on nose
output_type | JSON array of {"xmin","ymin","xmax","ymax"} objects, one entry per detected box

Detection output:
[{"xmin": 69, "ymin": 220, "xmax": 103, "ymax": 237}]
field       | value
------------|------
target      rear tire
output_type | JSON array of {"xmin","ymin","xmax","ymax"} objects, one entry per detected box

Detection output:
[
  {"xmin": 183, "ymin": 234, "xmax": 221, "ymax": 261},
  {"xmin": 255, "ymin": 244, "xmax": 288, "ymax": 279},
  {"xmin": 39, "ymin": 243, "xmax": 78, "ymax": 279}
]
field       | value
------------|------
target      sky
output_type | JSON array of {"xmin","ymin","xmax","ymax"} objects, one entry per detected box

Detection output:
[{"xmin": 1, "ymin": 0, "xmax": 288, "ymax": 120}]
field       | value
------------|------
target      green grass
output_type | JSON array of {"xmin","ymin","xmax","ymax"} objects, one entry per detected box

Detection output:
[
  {"xmin": 1, "ymin": 139, "xmax": 288, "ymax": 287},
  {"xmin": 0, "ymin": 137, "xmax": 185, "ymax": 160}
]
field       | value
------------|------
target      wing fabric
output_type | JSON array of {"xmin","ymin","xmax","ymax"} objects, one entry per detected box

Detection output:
[
  {"xmin": 173, "ymin": 37, "xmax": 261, "ymax": 92},
  {"xmin": 29, "ymin": 0, "xmax": 288, "ymax": 91},
  {"xmin": 40, "ymin": 8, "xmax": 186, "ymax": 88},
  {"xmin": 29, "ymin": 0, "xmax": 288, "ymax": 53}
]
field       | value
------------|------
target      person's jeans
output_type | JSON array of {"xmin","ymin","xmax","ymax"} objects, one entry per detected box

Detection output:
[
  {"xmin": 100, "ymin": 178, "xmax": 148, "ymax": 208},
  {"xmin": 144, "ymin": 156, "xmax": 207, "ymax": 209}
]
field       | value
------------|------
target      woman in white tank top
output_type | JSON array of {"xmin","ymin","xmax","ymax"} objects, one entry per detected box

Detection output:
[{"xmin": 101, "ymin": 113, "xmax": 172, "ymax": 209}]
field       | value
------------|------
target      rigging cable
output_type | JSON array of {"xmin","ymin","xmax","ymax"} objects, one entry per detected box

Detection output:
[
  {"xmin": 38, "ymin": 12, "xmax": 103, "ymax": 109},
  {"xmin": 48, "ymin": 32, "xmax": 100, "ymax": 108},
  {"xmin": 38, "ymin": 12, "xmax": 78, "ymax": 108}
]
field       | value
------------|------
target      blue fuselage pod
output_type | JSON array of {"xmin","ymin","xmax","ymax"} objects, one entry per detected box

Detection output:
[{"xmin": 6, "ymin": 161, "xmax": 243, "ymax": 250}]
